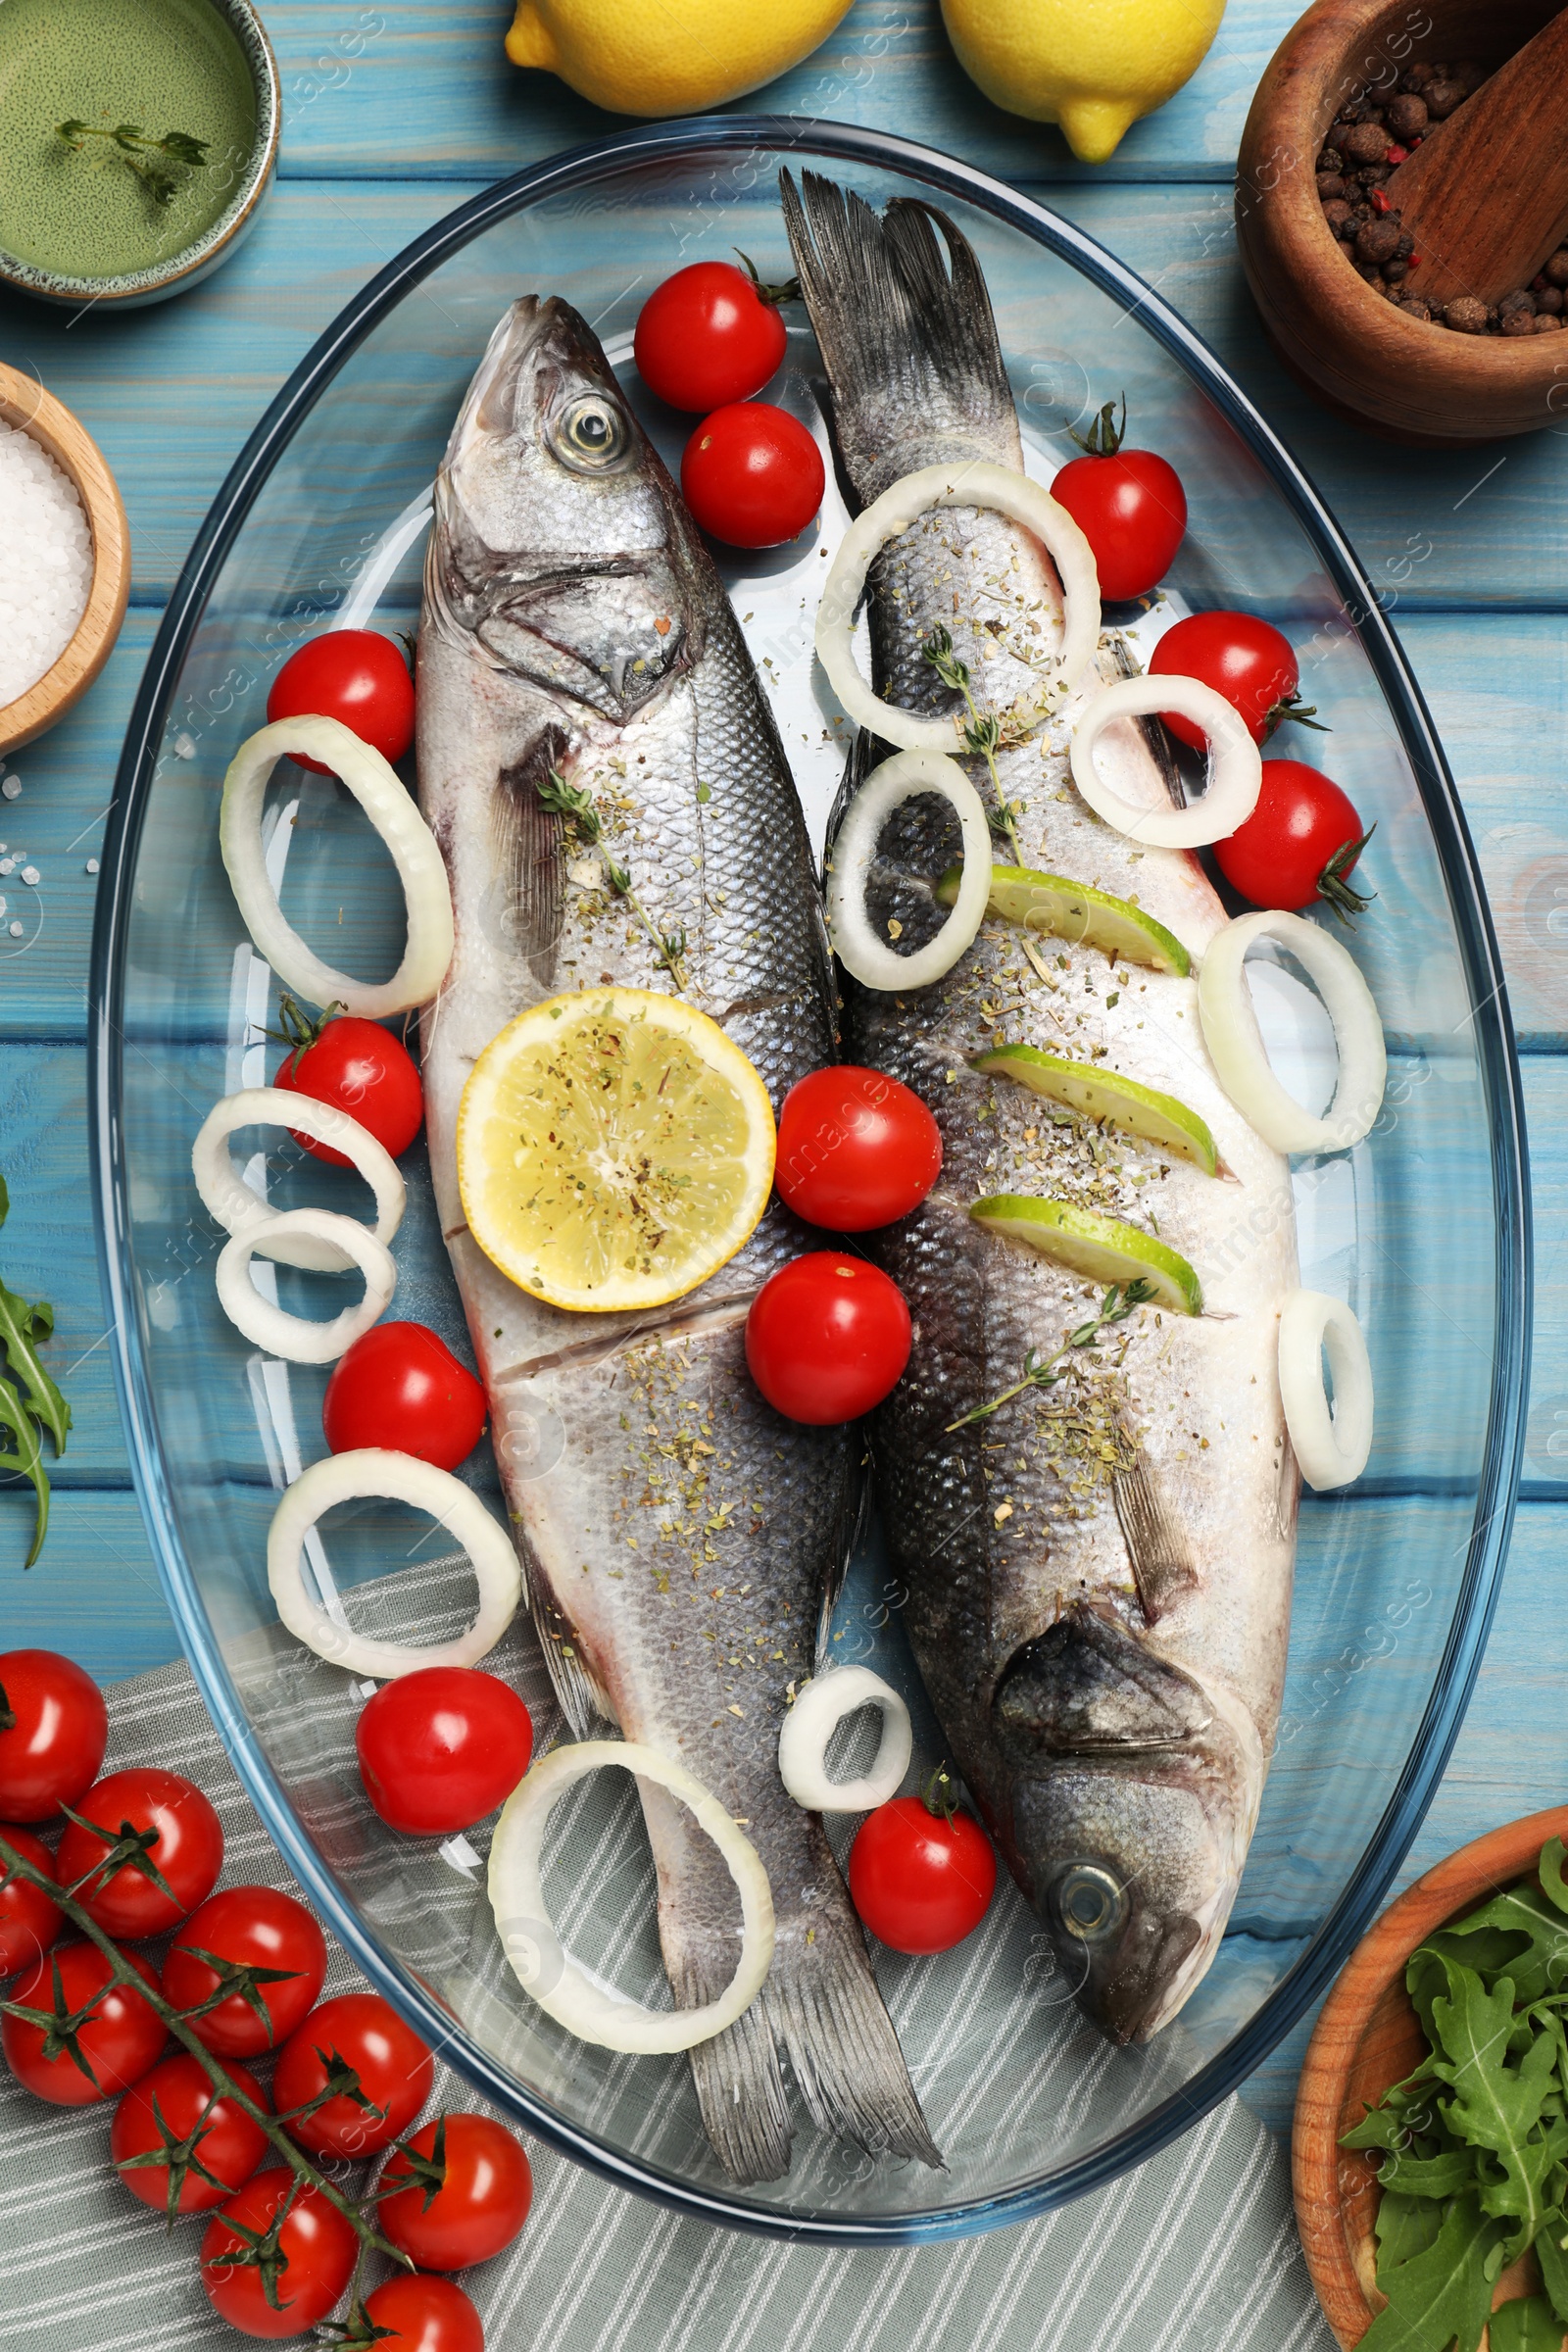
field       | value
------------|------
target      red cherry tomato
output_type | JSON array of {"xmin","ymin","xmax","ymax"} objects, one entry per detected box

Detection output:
[
  {"xmin": 0, "ymin": 1824, "xmax": 62, "ymax": 1977},
  {"xmin": 1149, "ymin": 612, "xmax": 1304, "ymax": 749},
  {"xmin": 745, "ymin": 1252, "xmax": 910, "ymax": 1425},
  {"xmin": 775, "ymin": 1065, "xmax": 943, "ymax": 1232},
  {"xmin": 322, "ymin": 1323, "xmax": 487, "ymax": 1471},
  {"xmin": 356, "ymin": 1669, "xmax": 532, "ymax": 1838},
  {"xmin": 56, "ymin": 1767, "xmax": 223, "ymax": 1938},
  {"xmin": 1213, "ymin": 759, "xmax": 1373, "ymax": 918},
  {"xmin": 201, "ymin": 2168, "xmax": 359, "ymax": 2338},
  {"xmin": 274, "ymin": 1009, "xmax": 423, "ymax": 1167},
  {"xmin": 681, "ymin": 403, "xmax": 824, "ymax": 549},
  {"xmin": 848, "ymin": 1791, "xmax": 997, "ymax": 1956},
  {"xmin": 274, "ymin": 1991, "xmax": 433, "ymax": 2159},
  {"xmin": 112, "ymin": 2052, "xmax": 270, "ymax": 2214},
  {"xmin": 0, "ymin": 1647, "xmax": 108, "ymax": 1821},
  {"xmin": 1050, "ymin": 409, "xmax": 1187, "ymax": 602},
  {"xmin": 379, "ymin": 2112, "xmax": 533, "ymax": 2270},
  {"xmin": 634, "ymin": 261, "xmax": 789, "ymax": 412},
  {"xmin": 363, "ymin": 2276, "xmax": 486, "ymax": 2352},
  {"xmin": 163, "ymin": 1886, "xmax": 328, "ymax": 2057},
  {"xmin": 266, "ymin": 629, "xmax": 416, "ymax": 771},
  {"xmin": 2, "ymin": 1939, "xmax": 165, "ymax": 2104}
]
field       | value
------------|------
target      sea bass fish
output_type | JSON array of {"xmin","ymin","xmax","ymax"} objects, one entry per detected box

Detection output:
[
  {"xmin": 783, "ymin": 173, "xmax": 1299, "ymax": 2043},
  {"xmin": 416, "ymin": 295, "xmax": 938, "ymax": 2180}
]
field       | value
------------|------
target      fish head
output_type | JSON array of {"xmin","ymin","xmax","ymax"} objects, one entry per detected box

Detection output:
[{"xmin": 429, "ymin": 296, "xmax": 702, "ymax": 720}]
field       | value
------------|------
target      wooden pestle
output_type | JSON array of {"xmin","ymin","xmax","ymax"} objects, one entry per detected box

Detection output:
[{"xmin": 1384, "ymin": 5, "xmax": 1568, "ymax": 307}]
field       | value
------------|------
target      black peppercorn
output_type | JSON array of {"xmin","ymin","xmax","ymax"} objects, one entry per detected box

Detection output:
[
  {"xmin": 1355, "ymin": 260, "xmax": 1385, "ymax": 285},
  {"xmin": 1317, "ymin": 146, "xmax": 1345, "ymax": 173},
  {"xmin": 1546, "ymin": 251, "xmax": 1568, "ymax": 289},
  {"xmin": 1424, "ymin": 78, "xmax": 1465, "ymax": 119},
  {"xmin": 1540, "ymin": 286, "xmax": 1564, "ymax": 316},
  {"xmin": 1399, "ymin": 64, "xmax": 1435, "ymax": 93},
  {"xmin": 1317, "ymin": 172, "xmax": 1347, "ymax": 200},
  {"xmin": 1382, "ymin": 258, "xmax": 1408, "ymax": 283},
  {"xmin": 1355, "ymin": 216, "xmax": 1402, "ymax": 265},
  {"xmin": 1321, "ymin": 198, "xmax": 1352, "ymax": 235},
  {"xmin": 1399, "ymin": 297, "xmax": 1433, "ymax": 321},
  {"xmin": 1498, "ymin": 287, "xmax": 1536, "ymax": 317}
]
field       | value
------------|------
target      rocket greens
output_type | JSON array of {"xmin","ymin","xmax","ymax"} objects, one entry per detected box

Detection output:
[
  {"xmin": 1343, "ymin": 1837, "xmax": 1568, "ymax": 2351},
  {"xmin": 0, "ymin": 1176, "xmax": 71, "ymax": 1567}
]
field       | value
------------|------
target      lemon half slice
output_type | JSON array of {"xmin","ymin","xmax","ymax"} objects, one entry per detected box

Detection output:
[{"xmin": 458, "ymin": 989, "xmax": 775, "ymax": 1313}]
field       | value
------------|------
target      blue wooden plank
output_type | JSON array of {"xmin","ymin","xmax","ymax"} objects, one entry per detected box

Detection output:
[{"xmin": 0, "ymin": 1492, "xmax": 182, "ymax": 1683}]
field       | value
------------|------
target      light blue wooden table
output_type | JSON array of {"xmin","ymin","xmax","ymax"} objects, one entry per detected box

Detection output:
[{"xmin": 1, "ymin": 0, "xmax": 1564, "ymax": 2136}]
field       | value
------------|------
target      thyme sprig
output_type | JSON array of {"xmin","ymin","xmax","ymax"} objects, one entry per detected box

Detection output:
[
  {"xmin": 946, "ymin": 1279, "xmax": 1155, "ymax": 1432},
  {"xmin": 0, "ymin": 1175, "xmax": 70, "ymax": 1568},
  {"xmin": 56, "ymin": 120, "xmax": 211, "ymax": 207},
  {"xmin": 539, "ymin": 769, "xmax": 688, "ymax": 988},
  {"xmin": 921, "ymin": 625, "xmax": 1023, "ymax": 859}
]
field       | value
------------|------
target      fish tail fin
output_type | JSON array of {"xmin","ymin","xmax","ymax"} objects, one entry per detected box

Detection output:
[{"xmin": 761, "ymin": 1898, "xmax": 944, "ymax": 2171}]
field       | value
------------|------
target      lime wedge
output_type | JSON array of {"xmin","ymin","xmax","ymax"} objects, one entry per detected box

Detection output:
[
  {"xmin": 973, "ymin": 1044, "xmax": 1218, "ymax": 1176},
  {"xmin": 937, "ymin": 863, "xmax": 1190, "ymax": 976},
  {"xmin": 969, "ymin": 1197, "xmax": 1202, "ymax": 1315}
]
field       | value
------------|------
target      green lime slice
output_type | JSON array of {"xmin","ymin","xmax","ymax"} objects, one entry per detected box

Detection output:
[
  {"xmin": 936, "ymin": 862, "xmax": 1191, "ymax": 976},
  {"xmin": 973, "ymin": 1044, "xmax": 1218, "ymax": 1176},
  {"xmin": 969, "ymin": 1196, "xmax": 1203, "ymax": 1315}
]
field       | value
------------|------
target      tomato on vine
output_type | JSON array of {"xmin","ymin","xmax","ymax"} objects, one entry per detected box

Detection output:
[
  {"xmin": 0, "ymin": 1823, "xmax": 62, "ymax": 1978},
  {"xmin": 1149, "ymin": 611, "xmax": 1322, "ymax": 748},
  {"xmin": 378, "ymin": 2111, "xmax": 533, "ymax": 2269},
  {"xmin": 56, "ymin": 1767, "xmax": 223, "ymax": 1938},
  {"xmin": 272, "ymin": 998, "xmax": 424, "ymax": 1165},
  {"xmin": 362, "ymin": 2275, "xmax": 486, "ymax": 2352},
  {"xmin": 1213, "ymin": 759, "xmax": 1375, "ymax": 923},
  {"xmin": 1, "ymin": 1938, "xmax": 165, "ymax": 2103},
  {"xmin": 0, "ymin": 1648, "xmax": 108, "ymax": 1822},
  {"xmin": 163, "ymin": 1886, "xmax": 328, "ymax": 2057},
  {"xmin": 848, "ymin": 1764, "xmax": 997, "ymax": 1955},
  {"xmin": 1050, "ymin": 399, "xmax": 1187, "ymax": 602},
  {"xmin": 112, "ymin": 2050, "xmax": 270, "ymax": 2216},
  {"xmin": 274, "ymin": 1991, "xmax": 433, "ymax": 2159},
  {"xmin": 201, "ymin": 2167, "xmax": 359, "ymax": 2338},
  {"xmin": 634, "ymin": 256, "xmax": 794, "ymax": 412},
  {"xmin": 266, "ymin": 629, "xmax": 416, "ymax": 770}
]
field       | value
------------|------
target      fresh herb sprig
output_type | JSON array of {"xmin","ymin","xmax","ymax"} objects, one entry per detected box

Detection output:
[
  {"xmin": 56, "ymin": 120, "xmax": 211, "ymax": 208},
  {"xmin": 0, "ymin": 1176, "xmax": 70, "ymax": 1567},
  {"xmin": 921, "ymin": 624, "xmax": 1024, "ymax": 860},
  {"xmin": 539, "ymin": 768, "xmax": 688, "ymax": 988},
  {"xmin": 1341, "ymin": 1835, "xmax": 1568, "ymax": 2350},
  {"xmin": 946, "ymin": 1279, "xmax": 1154, "ymax": 1432}
]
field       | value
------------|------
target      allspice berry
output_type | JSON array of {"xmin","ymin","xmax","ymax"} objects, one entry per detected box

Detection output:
[
  {"xmin": 1546, "ymin": 251, "xmax": 1568, "ymax": 288},
  {"xmin": 1355, "ymin": 216, "xmax": 1402, "ymax": 265},
  {"xmin": 1424, "ymin": 78, "xmax": 1465, "ymax": 119},
  {"xmin": 1340, "ymin": 121, "xmax": 1392, "ymax": 165},
  {"xmin": 1537, "ymin": 314, "xmax": 1564, "ymax": 332},
  {"xmin": 1444, "ymin": 296, "xmax": 1489, "ymax": 333},
  {"xmin": 1539, "ymin": 286, "xmax": 1564, "ymax": 316},
  {"xmin": 1502, "ymin": 308, "xmax": 1539, "ymax": 336},
  {"xmin": 1498, "ymin": 288, "xmax": 1537, "ymax": 317},
  {"xmin": 1452, "ymin": 59, "xmax": 1488, "ymax": 93},
  {"xmin": 1399, "ymin": 298, "xmax": 1433, "ymax": 322},
  {"xmin": 1385, "ymin": 93, "xmax": 1429, "ymax": 140},
  {"xmin": 1317, "ymin": 172, "xmax": 1347, "ymax": 200},
  {"xmin": 1322, "ymin": 199, "xmax": 1352, "ymax": 236}
]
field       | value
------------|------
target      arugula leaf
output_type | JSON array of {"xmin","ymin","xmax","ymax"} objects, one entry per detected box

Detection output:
[
  {"xmin": 1535, "ymin": 2210, "xmax": 1568, "ymax": 2326},
  {"xmin": 0, "ymin": 1179, "xmax": 70, "ymax": 1567},
  {"xmin": 1489, "ymin": 2296, "xmax": 1566, "ymax": 2352},
  {"xmin": 1380, "ymin": 2147, "xmax": 1482, "ymax": 2200},
  {"xmin": 1375, "ymin": 2188, "xmax": 1444, "ymax": 2274},
  {"xmin": 1360, "ymin": 2191, "xmax": 1503, "ymax": 2352},
  {"xmin": 1427, "ymin": 1957, "xmax": 1562, "ymax": 2251},
  {"xmin": 1427, "ymin": 1883, "xmax": 1568, "ymax": 2004},
  {"xmin": 1541, "ymin": 1840, "xmax": 1568, "ymax": 1921}
]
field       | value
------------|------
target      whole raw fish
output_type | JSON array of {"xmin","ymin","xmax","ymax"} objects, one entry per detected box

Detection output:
[
  {"xmin": 416, "ymin": 294, "xmax": 938, "ymax": 2179},
  {"xmin": 784, "ymin": 172, "xmax": 1299, "ymax": 2043}
]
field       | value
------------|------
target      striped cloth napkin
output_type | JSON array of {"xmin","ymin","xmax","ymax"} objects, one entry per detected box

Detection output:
[{"xmin": 0, "ymin": 1619, "xmax": 1335, "ymax": 2350}]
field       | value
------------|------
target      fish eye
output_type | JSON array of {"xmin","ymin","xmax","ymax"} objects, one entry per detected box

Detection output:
[
  {"xmin": 550, "ymin": 393, "xmax": 630, "ymax": 472},
  {"xmin": 1051, "ymin": 1863, "xmax": 1127, "ymax": 1943}
]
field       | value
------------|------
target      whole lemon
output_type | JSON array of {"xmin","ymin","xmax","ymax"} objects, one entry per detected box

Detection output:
[
  {"xmin": 506, "ymin": 0, "xmax": 856, "ymax": 116},
  {"xmin": 940, "ymin": 0, "xmax": 1227, "ymax": 163}
]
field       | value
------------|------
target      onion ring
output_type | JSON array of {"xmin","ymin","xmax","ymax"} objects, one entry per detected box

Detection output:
[
  {"xmin": 1070, "ymin": 673, "xmax": 1261, "ymax": 849},
  {"xmin": 1197, "ymin": 910, "xmax": 1386, "ymax": 1154},
  {"xmin": 268, "ymin": 1447, "xmax": 521, "ymax": 1677},
  {"xmin": 816, "ymin": 461, "xmax": 1101, "ymax": 751},
  {"xmin": 220, "ymin": 712, "xmax": 454, "ymax": 1017},
  {"xmin": 216, "ymin": 1209, "xmax": 396, "ymax": 1363},
  {"xmin": 1278, "ymin": 1289, "xmax": 1374, "ymax": 1491},
  {"xmin": 777, "ymin": 1667, "xmax": 912, "ymax": 1813},
  {"xmin": 192, "ymin": 1087, "xmax": 405, "ymax": 1273},
  {"xmin": 488, "ymin": 1740, "xmax": 774, "ymax": 2052},
  {"xmin": 826, "ymin": 750, "xmax": 993, "ymax": 990}
]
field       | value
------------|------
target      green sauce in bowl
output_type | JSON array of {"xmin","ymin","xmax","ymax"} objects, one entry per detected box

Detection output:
[{"xmin": 0, "ymin": 0, "xmax": 259, "ymax": 281}]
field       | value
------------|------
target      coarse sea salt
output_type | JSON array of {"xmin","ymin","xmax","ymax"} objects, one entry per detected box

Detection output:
[{"xmin": 0, "ymin": 422, "xmax": 92, "ymax": 709}]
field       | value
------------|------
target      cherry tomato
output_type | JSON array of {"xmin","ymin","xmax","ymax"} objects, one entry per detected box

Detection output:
[
  {"xmin": 163, "ymin": 1886, "xmax": 328, "ymax": 2057},
  {"xmin": 0, "ymin": 1824, "xmax": 62, "ymax": 1978},
  {"xmin": 112, "ymin": 2051, "xmax": 270, "ymax": 2214},
  {"xmin": 356, "ymin": 1669, "xmax": 532, "ymax": 1838},
  {"xmin": 274, "ymin": 1007, "xmax": 423, "ymax": 1166},
  {"xmin": 56, "ymin": 1767, "xmax": 223, "ymax": 1939},
  {"xmin": 363, "ymin": 2276, "xmax": 485, "ymax": 2352},
  {"xmin": 681, "ymin": 403, "xmax": 824, "ymax": 549},
  {"xmin": 274, "ymin": 1991, "xmax": 433, "ymax": 2159},
  {"xmin": 322, "ymin": 1323, "xmax": 486, "ymax": 1471},
  {"xmin": 745, "ymin": 1252, "xmax": 911, "ymax": 1425},
  {"xmin": 1050, "ymin": 405, "xmax": 1187, "ymax": 602},
  {"xmin": 634, "ymin": 260, "xmax": 789, "ymax": 412},
  {"xmin": 266, "ymin": 629, "xmax": 416, "ymax": 771},
  {"xmin": 1149, "ymin": 612, "xmax": 1306, "ymax": 749},
  {"xmin": 848, "ymin": 1789, "xmax": 997, "ymax": 1956},
  {"xmin": 201, "ymin": 2168, "xmax": 359, "ymax": 2338},
  {"xmin": 379, "ymin": 2112, "xmax": 533, "ymax": 2270},
  {"xmin": 775, "ymin": 1066, "xmax": 942, "ymax": 1232},
  {"xmin": 0, "ymin": 1647, "xmax": 108, "ymax": 1821},
  {"xmin": 2, "ymin": 1939, "xmax": 165, "ymax": 2104},
  {"xmin": 1213, "ymin": 759, "xmax": 1373, "ymax": 919}
]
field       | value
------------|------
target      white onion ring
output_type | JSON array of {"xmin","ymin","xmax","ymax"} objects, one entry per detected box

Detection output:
[
  {"xmin": 216, "ymin": 1209, "xmax": 396, "ymax": 1363},
  {"xmin": 1278, "ymin": 1289, "xmax": 1374, "ymax": 1491},
  {"xmin": 826, "ymin": 750, "xmax": 993, "ymax": 990},
  {"xmin": 220, "ymin": 713, "xmax": 454, "ymax": 1017},
  {"xmin": 1197, "ymin": 910, "xmax": 1386, "ymax": 1154},
  {"xmin": 193, "ymin": 1087, "xmax": 405, "ymax": 1273},
  {"xmin": 488, "ymin": 1740, "xmax": 774, "ymax": 2053},
  {"xmin": 777, "ymin": 1667, "xmax": 912, "ymax": 1813},
  {"xmin": 268, "ymin": 1447, "xmax": 521, "ymax": 1676},
  {"xmin": 816, "ymin": 461, "xmax": 1101, "ymax": 751},
  {"xmin": 1070, "ymin": 673, "xmax": 1262, "ymax": 849}
]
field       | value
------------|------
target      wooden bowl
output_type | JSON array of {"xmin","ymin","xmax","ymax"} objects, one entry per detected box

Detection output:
[
  {"xmin": 0, "ymin": 363, "xmax": 130, "ymax": 758},
  {"xmin": 1237, "ymin": 0, "xmax": 1568, "ymax": 443},
  {"xmin": 1294, "ymin": 1804, "xmax": 1568, "ymax": 2345}
]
